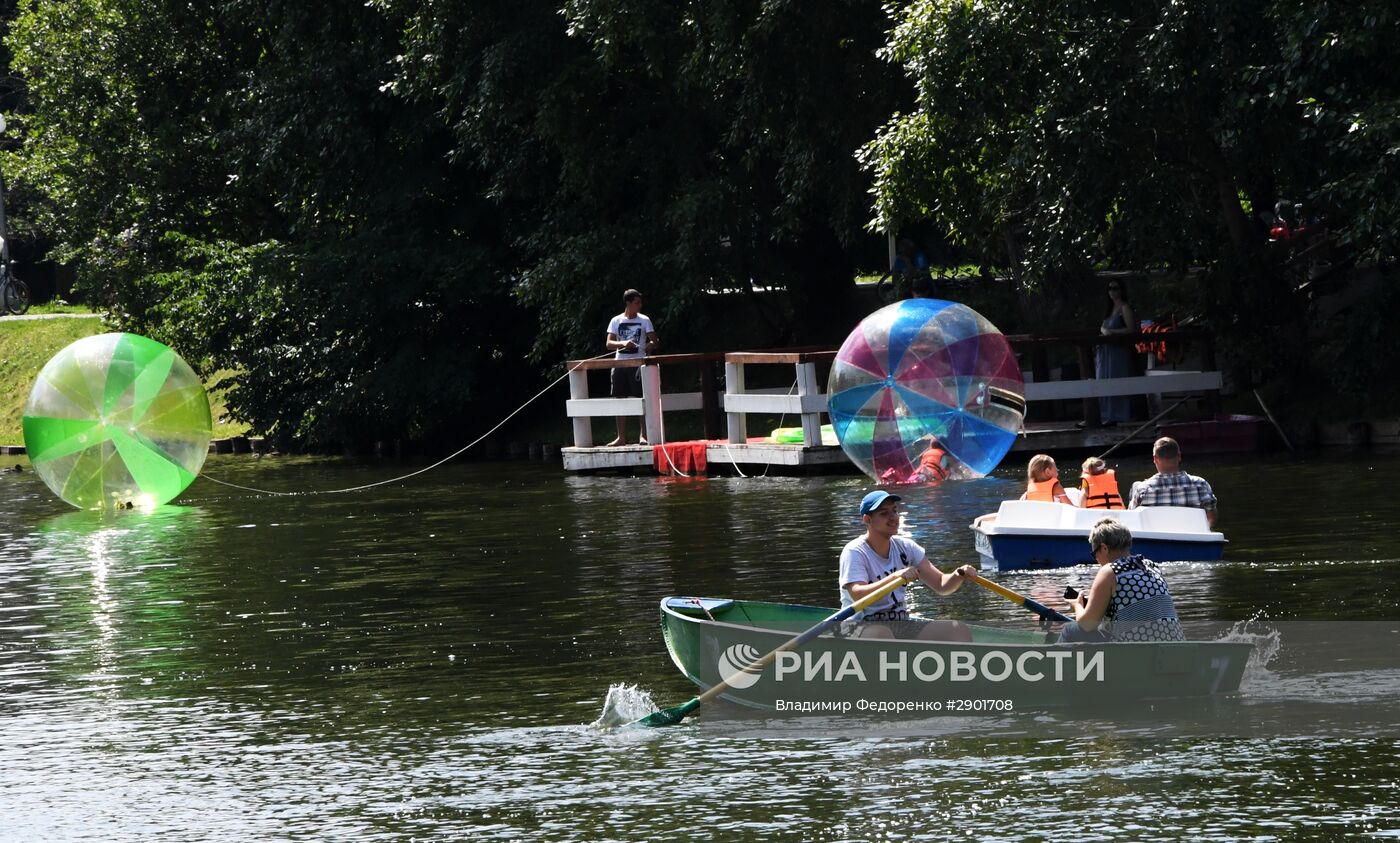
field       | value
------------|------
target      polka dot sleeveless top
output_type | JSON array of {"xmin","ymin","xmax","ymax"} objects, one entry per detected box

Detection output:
[{"xmin": 1105, "ymin": 555, "xmax": 1185, "ymax": 642}]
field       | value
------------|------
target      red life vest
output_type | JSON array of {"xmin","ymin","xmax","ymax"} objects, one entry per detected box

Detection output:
[
  {"xmin": 1081, "ymin": 469, "xmax": 1124, "ymax": 509},
  {"xmin": 1025, "ymin": 477, "xmax": 1060, "ymax": 503},
  {"xmin": 1134, "ymin": 320, "xmax": 1184, "ymax": 364},
  {"xmin": 917, "ymin": 447, "xmax": 950, "ymax": 482}
]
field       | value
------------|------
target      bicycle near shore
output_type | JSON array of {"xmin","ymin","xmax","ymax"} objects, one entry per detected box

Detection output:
[
  {"xmin": 0, "ymin": 252, "xmax": 29, "ymax": 315},
  {"xmin": 0, "ymin": 113, "xmax": 29, "ymax": 315}
]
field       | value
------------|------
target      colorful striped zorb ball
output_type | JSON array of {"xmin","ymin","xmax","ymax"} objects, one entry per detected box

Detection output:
[
  {"xmin": 22, "ymin": 333, "xmax": 212, "ymax": 510},
  {"xmin": 827, "ymin": 299, "xmax": 1025, "ymax": 482}
]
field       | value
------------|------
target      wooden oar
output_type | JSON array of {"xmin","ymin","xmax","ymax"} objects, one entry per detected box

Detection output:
[
  {"xmin": 968, "ymin": 574, "xmax": 1072, "ymax": 624},
  {"xmin": 632, "ymin": 574, "xmax": 910, "ymax": 728}
]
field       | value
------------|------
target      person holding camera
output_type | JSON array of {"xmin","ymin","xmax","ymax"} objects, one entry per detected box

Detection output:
[{"xmin": 1058, "ymin": 518, "xmax": 1184, "ymax": 643}]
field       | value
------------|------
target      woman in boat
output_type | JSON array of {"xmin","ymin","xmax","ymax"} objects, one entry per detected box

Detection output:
[
  {"xmin": 1021, "ymin": 454, "xmax": 1073, "ymax": 505},
  {"xmin": 840, "ymin": 490, "xmax": 977, "ymax": 641},
  {"xmin": 1078, "ymin": 457, "xmax": 1124, "ymax": 509},
  {"xmin": 1060, "ymin": 518, "xmax": 1185, "ymax": 643}
]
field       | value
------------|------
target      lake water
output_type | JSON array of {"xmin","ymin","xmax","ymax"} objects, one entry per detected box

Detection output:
[{"xmin": 2, "ymin": 451, "xmax": 1398, "ymax": 840}]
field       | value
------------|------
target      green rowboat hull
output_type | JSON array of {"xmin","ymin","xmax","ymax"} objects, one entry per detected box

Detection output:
[{"xmin": 660, "ymin": 597, "xmax": 1252, "ymax": 713}]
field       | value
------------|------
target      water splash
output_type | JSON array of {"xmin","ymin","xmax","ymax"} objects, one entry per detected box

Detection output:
[
  {"xmin": 1218, "ymin": 614, "xmax": 1283, "ymax": 679},
  {"xmin": 591, "ymin": 683, "xmax": 660, "ymax": 730}
]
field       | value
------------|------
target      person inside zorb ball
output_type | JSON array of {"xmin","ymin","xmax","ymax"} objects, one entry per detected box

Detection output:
[
  {"xmin": 22, "ymin": 332, "xmax": 213, "ymax": 510},
  {"xmin": 827, "ymin": 299, "xmax": 1025, "ymax": 484}
]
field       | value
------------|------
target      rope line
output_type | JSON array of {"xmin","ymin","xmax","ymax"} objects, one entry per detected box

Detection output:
[
  {"xmin": 759, "ymin": 379, "xmax": 798, "ymax": 478},
  {"xmin": 656, "ymin": 430, "xmax": 693, "ymax": 478},
  {"xmin": 722, "ymin": 441, "xmax": 749, "ymax": 479},
  {"xmin": 715, "ymin": 378, "xmax": 798, "ymax": 480},
  {"xmin": 200, "ymin": 350, "xmax": 616, "ymax": 497}
]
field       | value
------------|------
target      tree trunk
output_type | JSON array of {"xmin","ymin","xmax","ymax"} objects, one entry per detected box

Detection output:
[{"xmin": 1186, "ymin": 121, "xmax": 1256, "ymax": 261}]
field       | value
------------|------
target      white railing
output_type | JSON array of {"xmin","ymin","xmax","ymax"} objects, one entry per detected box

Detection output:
[
  {"xmin": 722, "ymin": 350, "xmax": 836, "ymax": 447},
  {"xmin": 563, "ymin": 352, "xmax": 727, "ymax": 448},
  {"xmin": 563, "ymin": 331, "xmax": 1221, "ymax": 452}
]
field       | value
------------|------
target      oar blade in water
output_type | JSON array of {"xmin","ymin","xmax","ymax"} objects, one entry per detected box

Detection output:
[{"xmin": 632, "ymin": 698, "xmax": 700, "ymax": 728}]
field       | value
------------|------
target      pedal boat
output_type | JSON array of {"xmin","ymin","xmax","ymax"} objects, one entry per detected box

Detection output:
[{"xmin": 971, "ymin": 490, "xmax": 1225, "ymax": 571}]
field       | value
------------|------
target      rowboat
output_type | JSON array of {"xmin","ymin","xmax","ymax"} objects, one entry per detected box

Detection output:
[
  {"xmin": 971, "ymin": 489, "xmax": 1225, "ymax": 570},
  {"xmin": 660, "ymin": 597, "xmax": 1252, "ymax": 714}
]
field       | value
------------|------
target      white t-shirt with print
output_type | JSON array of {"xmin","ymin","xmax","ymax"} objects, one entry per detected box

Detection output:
[
  {"xmin": 608, "ymin": 312, "xmax": 655, "ymax": 360},
  {"xmin": 838, "ymin": 534, "xmax": 925, "ymax": 616}
]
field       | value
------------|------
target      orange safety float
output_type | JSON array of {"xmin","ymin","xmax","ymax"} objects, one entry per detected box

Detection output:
[{"xmin": 1134, "ymin": 319, "xmax": 1185, "ymax": 365}]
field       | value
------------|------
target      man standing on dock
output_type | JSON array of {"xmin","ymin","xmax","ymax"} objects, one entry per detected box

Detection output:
[
  {"xmin": 1129, "ymin": 437, "xmax": 1218, "ymax": 526},
  {"xmin": 605, "ymin": 289, "xmax": 659, "ymax": 446}
]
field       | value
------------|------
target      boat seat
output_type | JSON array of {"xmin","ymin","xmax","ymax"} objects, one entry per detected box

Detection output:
[
  {"xmin": 665, "ymin": 597, "xmax": 736, "ymax": 617},
  {"xmin": 994, "ymin": 500, "xmax": 1066, "ymax": 528},
  {"xmin": 1136, "ymin": 506, "xmax": 1211, "ymax": 534},
  {"xmin": 1061, "ymin": 507, "xmax": 1142, "ymax": 532}
]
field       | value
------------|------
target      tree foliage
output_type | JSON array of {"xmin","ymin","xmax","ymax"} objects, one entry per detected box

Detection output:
[
  {"xmin": 6, "ymin": 0, "xmax": 527, "ymax": 447},
  {"xmin": 6, "ymin": 0, "xmax": 908, "ymax": 446},
  {"xmin": 1271, "ymin": 2, "xmax": 1400, "ymax": 263},
  {"xmin": 6, "ymin": 0, "xmax": 1400, "ymax": 445},
  {"xmin": 864, "ymin": 0, "xmax": 1400, "ymax": 384},
  {"xmin": 380, "ymin": 0, "xmax": 909, "ymax": 350}
]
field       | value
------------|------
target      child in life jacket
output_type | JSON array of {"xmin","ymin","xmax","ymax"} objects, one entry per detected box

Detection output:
[
  {"xmin": 1078, "ymin": 457, "xmax": 1125, "ymax": 509},
  {"xmin": 1021, "ymin": 454, "xmax": 1073, "ymax": 505},
  {"xmin": 909, "ymin": 434, "xmax": 950, "ymax": 484}
]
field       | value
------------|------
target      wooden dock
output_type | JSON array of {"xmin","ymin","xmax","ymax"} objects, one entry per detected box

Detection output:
[
  {"xmin": 561, "ymin": 330, "xmax": 1221, "ymax": 475},
  {"xmin": 564, "ymin": 441, "xmax": 852, "ymax": 474},
  {"xmin": 562, "ymin": 423, "xmax": 1163, "ymax": 475}
]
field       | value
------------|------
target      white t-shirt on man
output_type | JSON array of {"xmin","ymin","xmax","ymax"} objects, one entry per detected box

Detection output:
[
  {"xmin": 608, "ymin": 312, "xmax": 655, "ymax": 360},
  {"xmin": 838, "ymin": 534, "xmax": 925, "ymax": 617}
]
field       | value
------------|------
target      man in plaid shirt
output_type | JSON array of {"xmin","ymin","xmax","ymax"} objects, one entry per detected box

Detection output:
[{"xmin": 1129, "ymin": 437, "xmax": 1218, "ymax": 526}]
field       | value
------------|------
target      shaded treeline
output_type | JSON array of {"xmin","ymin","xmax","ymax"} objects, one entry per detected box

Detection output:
[{"xmin": 2, "ymin": 1, "xmax": 1398, "ymax": 446}]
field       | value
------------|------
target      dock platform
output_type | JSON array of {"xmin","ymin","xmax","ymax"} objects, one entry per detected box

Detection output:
[
  {"xmin": 561, "ymin": 331, "xmax": 1219, "ymax": 476},
  {"xmin": 561, "ymin": 422, "xmax": 1162, "ymax": 475},
  {"xmin": 562, "ymin": 441, "xmax": 851, "ymax": 474}
]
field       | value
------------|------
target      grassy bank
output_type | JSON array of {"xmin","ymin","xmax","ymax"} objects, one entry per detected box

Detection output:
[{"xmin": 0, "ymin": 316, "xmax": 250, "ymax": 445}]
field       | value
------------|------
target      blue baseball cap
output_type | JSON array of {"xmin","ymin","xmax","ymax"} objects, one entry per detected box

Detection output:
[{"xmin": 859, "ymin": 490, "xmax": 902, "ymax": 516}]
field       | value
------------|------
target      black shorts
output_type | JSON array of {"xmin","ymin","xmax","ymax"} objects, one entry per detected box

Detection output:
[
  {"xmin": 842, "ymin": 616, "xmax": 940, "ymax": 641},
  {"xmin": 611, "ymin": 366, "xmax": 642, "ymax": 398}
]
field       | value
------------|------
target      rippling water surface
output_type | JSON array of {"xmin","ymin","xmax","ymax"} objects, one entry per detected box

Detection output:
[{"xmin": 2, "ymin": 451, "xmax": 1399, "ymax": 839}]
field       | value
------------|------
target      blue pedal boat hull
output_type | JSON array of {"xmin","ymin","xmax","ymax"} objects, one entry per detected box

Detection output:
[
  {"xmin": 975, "ymin": 531, "xmax": 1225, "ymax": 571},
  {"xmin": 971, "ymin": 500, "xmax": 1226, "ymax": 571}
]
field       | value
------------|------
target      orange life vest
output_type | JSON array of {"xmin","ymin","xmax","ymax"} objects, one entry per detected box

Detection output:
[
  {"xmin": 1134, "ymin": 320, "xmax": 1184, "ymax": 364},
  {"xmin": 1025, "ymin": 477, "xmax": 1061, "ymax": 502},
  {"xmin": 1081, "ymin": 469, "xmax": 1124, "ymax": 509},
  {"xmin": 918, "ymin": 447, "xmax": 950, "ymax": 482}
]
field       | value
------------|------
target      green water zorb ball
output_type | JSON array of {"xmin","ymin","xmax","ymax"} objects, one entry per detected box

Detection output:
[{"xmin": 22, "ymin": 332, "xmax": 213, "ymax": 510}]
